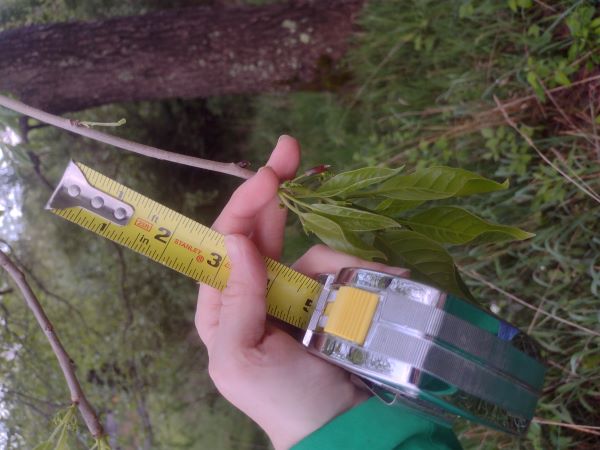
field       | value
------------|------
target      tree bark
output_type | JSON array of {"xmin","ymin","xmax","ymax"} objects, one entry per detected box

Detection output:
[{"xmin": 0, "ymin": 0, "xmax": 365, "ymax": 113}]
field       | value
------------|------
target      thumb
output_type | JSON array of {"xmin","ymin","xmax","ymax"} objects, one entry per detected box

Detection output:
[{"xmin": 216, "ymin": 234, "xmax": 268, "ymax": 352}]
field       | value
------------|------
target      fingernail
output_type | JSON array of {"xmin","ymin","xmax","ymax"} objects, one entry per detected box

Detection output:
[{"xmin": 277, "ymin": 134, "xmax": 291, "ymax": 144}]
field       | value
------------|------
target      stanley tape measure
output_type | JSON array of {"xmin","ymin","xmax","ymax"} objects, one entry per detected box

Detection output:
[{"xmin": 47, "ymin": 161, "xmax": 546, "ymax": 435}]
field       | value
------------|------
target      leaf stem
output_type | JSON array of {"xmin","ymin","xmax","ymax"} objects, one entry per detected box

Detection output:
[
  {"xmin": 277, "ymin": 191, "xmax": 305, "ymax": 217},
  {"xmin": 280, "ymin": 191, "xmax": 315, "ymax": 212}
]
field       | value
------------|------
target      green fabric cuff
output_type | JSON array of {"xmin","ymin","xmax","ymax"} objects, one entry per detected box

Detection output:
[{"xmin": 291, "ymin": 397, "xmax": 463, "ymax": 450}]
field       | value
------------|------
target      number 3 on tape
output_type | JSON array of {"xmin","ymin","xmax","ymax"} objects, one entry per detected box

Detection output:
[{"xmin": 46, "ymin": 161, "xmax": 322, "ymax": 329}]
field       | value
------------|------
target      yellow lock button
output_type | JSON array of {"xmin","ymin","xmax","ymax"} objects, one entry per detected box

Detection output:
[{"xmin": 324, "ymin": 286, "xmax": 379, "ymax": 345}]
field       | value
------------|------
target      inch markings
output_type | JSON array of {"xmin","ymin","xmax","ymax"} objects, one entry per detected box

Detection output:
[{"xmin": 49, "ymin": 162, "xmax": 324, "ymax": 330}]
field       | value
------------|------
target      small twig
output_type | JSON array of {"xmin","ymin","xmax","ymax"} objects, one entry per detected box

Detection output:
[
  {"xmin": 494, "ymin": 95, "xmax": 600, "ymax": 204},
  {"xmin": 27, "ymin": 150, "xmax": 54, "ymax": 191},
  {"xmin": 134, "ymin": 375, "xmax": 155, "ymax": 450},
  {"xmin": 0, "ymin": 238, "xmax": 100, "ymax": 337},
  {"xmin": 589, "ymin": 84, "xmax": 600, "ymax": 161},
  {"xmin": 464, "ymin": 269, "xmax": 600, "ymax": 338},
  {"xmin": 496, "ymin": 73, "xmax": 600, "ymax": 115},
  {"xmin": 533, "ymin": 418, "xmax": 600, "ymax": 436},
  {"xmin": 540, "ymin": 79, "xmax": 595, "ymax": 148},
  {"xmin": 3, "ymin": 387, "xmax": 67, "ymax": 409},
  {"xmin": 0, "ymin": 94, "xmax": 255, "ymax": 180},
  {"xmin": 533, "ymin": 0, "xmax": 557, "ymax": 11},
  {"xmin": 0, "ymin": 250, "xmax": 105, "ymax": 439}
]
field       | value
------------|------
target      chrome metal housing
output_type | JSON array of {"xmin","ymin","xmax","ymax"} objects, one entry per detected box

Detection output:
[{"xmin": 302, "ymin": 268, "xmax": 546, "ymax": 435}]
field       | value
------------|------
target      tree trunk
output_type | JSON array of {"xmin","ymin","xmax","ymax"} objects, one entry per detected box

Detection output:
[{"xmin": 0, "ymin": 0, "xmax": 365, "ymax": 113}]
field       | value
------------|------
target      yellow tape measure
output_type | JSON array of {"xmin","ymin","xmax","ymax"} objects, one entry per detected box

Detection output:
[{"xmin": 46, "ymin": 161, "xmax": 322, "ymax": 329}]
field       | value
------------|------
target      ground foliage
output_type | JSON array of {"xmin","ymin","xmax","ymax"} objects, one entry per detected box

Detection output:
[
  {"xmin": 1, "ymin": 0, "xmax": 600, "ymax": 449},
  {"xmin": 249, "ymin": 1, "xmax": 600, "ymax": 449}
]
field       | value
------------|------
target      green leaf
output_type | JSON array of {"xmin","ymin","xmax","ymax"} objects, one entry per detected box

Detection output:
[
  {"xmin": 54, "ymin": 425, "xmax": 70, "ymax": 450},
  {"xmin": 374, "ymin": 198, "xmax": 424, "ymax": 216},
  {"xmin": 374, "ymin": 166, "xmax": 508, "ymax": 201},
  {"xmin": 480, "ymin": 127, "xmax": 495, "ymax": 139},
  {"xmin": 281, "ymin": 183, "xmax": 319, "ymax": 199},
  {"xmin": 301, "ymin": 213, "xmax": 385, "ymax": 260},
  {"xmin": 375, "ymin": 230, "xmax": 467, "ymax": 298},
  {"xmin": 554, "ymin": 70, "xmax": 571, "ymax": 86},
  {"xmin": 316, "ymin": 166, "xmax": 402, "ymax": 197},
  {"xmin": 309, "ymin": 204, "xmax": 400, "ymax": 231},
  {"xmin": 32, "ymin": 442, "xmax": 53, "ymax": 450},
  {"xmin": 458, "ymin": 2, "xmax": 474, "ymax": 18},
  {"xmin": 526, "ymin": 72, "xmax": 546, "ymax": 101},
  {"xmin": 400, "ymin": 206, "xmax": 535, "ymax": 244},
  {"xmin": 527, "ymin": 24, "xmax": 541, "ymax": 37}
]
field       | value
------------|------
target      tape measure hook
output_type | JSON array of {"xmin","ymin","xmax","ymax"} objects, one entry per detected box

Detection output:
[{"xmin": 46, "ymin": 161, "xmax": 135, "ymax": 226}]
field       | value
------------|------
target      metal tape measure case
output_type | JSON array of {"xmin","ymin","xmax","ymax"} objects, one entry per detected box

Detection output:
[
  {"xmin": 303, "ymin": 268, "xmax": 545, "ymax": 435},
  {"xmin": 47, "ymin": 161, "xmax": 546, "ymax": 435}
]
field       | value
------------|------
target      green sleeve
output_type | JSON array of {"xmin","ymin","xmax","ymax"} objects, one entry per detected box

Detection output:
[{"xmin": 291, "ymin": 397, "xmax": 463, "ymax": 450}]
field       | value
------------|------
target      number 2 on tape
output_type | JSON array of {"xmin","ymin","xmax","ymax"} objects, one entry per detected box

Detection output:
[{"xmin": 46, "ymin": 161, "xmax": 322, "ymax": 329}]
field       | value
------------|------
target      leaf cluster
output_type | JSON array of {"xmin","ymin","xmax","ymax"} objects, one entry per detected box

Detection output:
[
  {"xmin": 280, "ymin": 165, "xmax": 533, "ymax": 299},
  {"xmin": 32, "ymin": 405, "xmax": 78, "ymax": 450}
]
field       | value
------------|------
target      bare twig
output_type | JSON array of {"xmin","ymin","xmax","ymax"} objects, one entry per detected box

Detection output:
[
  {"xmin": 497, "ymin": 74, "xmax": 600, "ymax": 110},
  {"xmin": 533, "ymin": 0, "xmax": 557, "ymax": 11},
  {"xmin": 134, "ymin": 380, "xmax": 155, "ymax": 450},
  {"xmin": 493, "ymin": 95, "xmax": 600, "ymax": 204},
  {"xmin": 533, "ymin": 418, "xmax": 600, "ymax": 436},
  {"xmin": 0, "ymin": 250, "xmax": 105, "ymax": 439},
  {"xmin": 27, "ymin": 150, "xmax": 54, "ymax": 191},
  {"xmin": 540, "ymin": 80, "xmax": 595, "ymax": 148},
  {"xmin": 0, "ymin": 94, "xmax": 255, "ymax": 180},
  {"xmin": 3, "ymin": 387, "xmax": 67, "ymax": 409},
  {"xmin": 0, "ymin": 238, "xmax": 101, "ymax": 337},
  {"xmin": 589, "ymin": 83, "xmax": 600, "ymax": 161},
  {"xmin": 464, "ymin": 269, "xmax": 600, "ymax": 338},
  {"xmin": 111, "ymin": 245, "xmax": 153, "ymax": 448}
]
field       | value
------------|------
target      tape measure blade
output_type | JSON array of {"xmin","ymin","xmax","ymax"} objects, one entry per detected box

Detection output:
[{"xmin": 48, "ymin": 162, "xmax": 322, "ymax": 329}]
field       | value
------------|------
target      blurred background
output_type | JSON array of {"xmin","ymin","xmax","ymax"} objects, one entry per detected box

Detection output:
[{"xmin": 0, "ymin": 0, "xmax": 599, "ymax": 448}]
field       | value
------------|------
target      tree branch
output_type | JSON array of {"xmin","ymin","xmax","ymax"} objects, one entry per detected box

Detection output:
[
  {"xmin": 0, "ymin": 238, "xmax": 101, "ymax": 337},
  {"xmin": 0, "ymin": 250, "xmax": 105, "ymax": 439},
  {"xmin": 0, "ymin": 94, "xmax": 255, "ymax": 180}
]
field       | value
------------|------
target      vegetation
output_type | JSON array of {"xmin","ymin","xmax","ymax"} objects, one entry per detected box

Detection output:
[
  {"xmin": 1, "ymin": 0, "xmax": 599, "ymax": 449},
  {"xmin": 250, "ymin": 1, "xmax": 600, "ymax": 448}
]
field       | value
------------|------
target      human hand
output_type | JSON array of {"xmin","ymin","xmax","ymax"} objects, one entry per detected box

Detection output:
[{"xmin": 195, "ymin": 136, "xmax": 408, "ymax": 449}]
